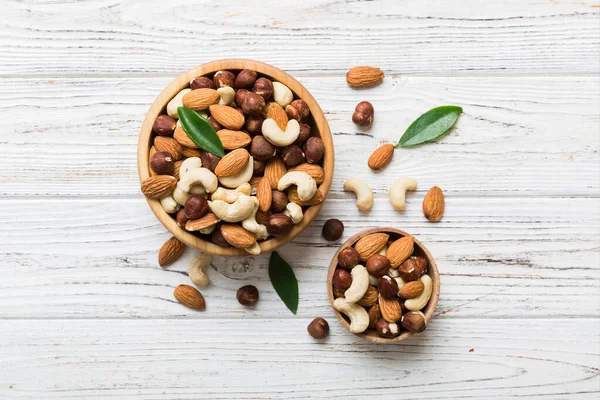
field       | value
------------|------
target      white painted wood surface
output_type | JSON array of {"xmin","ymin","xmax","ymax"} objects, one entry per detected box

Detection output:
[{"xmin": 0, "ymin": 0, "xmax": 599, "ymax": 398}]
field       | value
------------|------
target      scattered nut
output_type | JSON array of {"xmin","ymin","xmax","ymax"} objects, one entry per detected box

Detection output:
[
  {"xmin": 188, "ymin": 252, "xmax": 212, "ymax": 286},
  {"xmin": 307, "ymin": 317, "xmax": 329, "ymax": 339},
  {"xmin": 236, "ymin": 285, "xmax": 259, "ymax": 306},
  {"xmin": 322, "ymin": 218, "xmax": 344, "ymax": 241},
  {"xmin": 159, "ymin": 236, "xmax": 185, "ymax": 267},
  {"xmin": 368, "ymin": 143, "xmax": 394, "ymax": 170},
  {"xmin": 389, "ymin": 178, "xmax": 418, "ymax": 211},
  {"xmin": 352, "ymin": 101, "xmax": 374, "ymax": 126},
  {"xmin": 346, "ymin": 66, "xmax": 384, "ymax": 88},
  {"xmin": 423, "ymin": 186, "xmax": 445, "ymax": 222},
  {"xmin": 173, "ymin": 284, "xmax": 206, "ymax": 311},
  {"xmin": 343, "ymin": 178, "xmax": 374, "ymax": 211}
]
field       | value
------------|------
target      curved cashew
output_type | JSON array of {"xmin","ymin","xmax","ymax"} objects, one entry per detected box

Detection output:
[
  {"xmin": 278, "ymin": 171, "xmax": 317, "ymax": 201},
  {"xmin": 219, "ymin": 155, "xmax": 254, "ymax": 189},
  {"xmin": 283, "ymin": 202, "xmax": 303, "ymax": 224},
  {"xmin": 211, "ymin": 183, "xmax": 252, "ymax": 203},
  {"xmin": 405, "ymin": 274, "xmax": 432, "ymax": 311},
  {"xmin": 334, "ymin": 297, "xmax": 369, "ymax": 333},
  {"xmin": 344, "ymin": 265, "xmax": 370, "ymax": 303},
  {"xmin": 159, "ymin": 195, "xmax": 180, "ymax": 214},
  {"xmin": 244, "ymin": 242, "xmax": 261, "ymax": 255},
  {"xmin": 217, "ymin": 86, "xmax": 235, "ymax": 106},
  {"xmin": 180, "ymin": 157, "xmax": 203, "ymax": 176},
  {"xmin": 167, "ymin": 88, "xmax": 191, "ymax": 119},
  {"xmin": 241, "ymin": 197, "xmax": 269, "ymax": 240},
  {"xmin": 389, "ymin": 178, "xmax": 417, "ymax": 211},
  {"xmin": 344, "ymin": 178, "xmax": 374, "ymax": 211},
  {"xmin": 179, "ymin": 168, "xmax": 218, "ymax": 194},
  {"xmin": 262, "ymin": 118, "xmax": 300, "ymax": 147},
  {"xmin": 173, "ymin": 186, "xmax": 191, "ymax": 206},
  {"xmin": 188, "ymin": 252, "xmax": 212, "ymax": 286},
  {"xmin": 209, "ymin": 194, "xmax": 255, "ymax": 222},
  {"xmin": 273, "ymin": 82, "xmax": 293, "ymax": 108}
]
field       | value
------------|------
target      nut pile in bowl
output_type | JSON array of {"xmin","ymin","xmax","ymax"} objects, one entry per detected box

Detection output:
[{"xmin": 138, "ymin": 60, "xmax": 333, "ymax": 256}]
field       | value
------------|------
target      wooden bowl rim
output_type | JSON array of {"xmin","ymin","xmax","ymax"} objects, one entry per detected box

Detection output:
[
  {"xmin": 137, "ymin": 59, "xmax": 334, "ymax": 256},
  {"xmin": 327, "ymin": 227, "xmax": 441, "ymax": 344}
]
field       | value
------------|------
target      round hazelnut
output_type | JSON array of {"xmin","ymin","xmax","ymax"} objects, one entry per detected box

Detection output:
[
  {"xmin": 307, "ymin": 317, "xmax": 329, "ymax": 339},
  {"xmin": 399, "ymin": 259, "xmax": 421, "ymax": 282},
  {"xmin": 207, "ymin": 116, "xmax": 222, "ymax": 132},
  {"xmin": 270, "ymin": 191, "xmax": 288, "ymax": 213},
  {"xmin": 184, "ymin": 196, "xmax": 209, "ymax": 220},
  {"xmin": 234, "ymin": 69, "xmax": 257, "ymax": 89},
  {"xmin": 150, "ymin": 151, "xmax": 174, "ymax": 175},
  {"xmin": 252, "ymin": 77, "xmax": 274, "ymax": 101},
  {"xmin": 378, "ymin": 275, "xmax": 399, "ymax": 298},
  {"xmin": 337, "ymin": 247, "xmax": 361, "ymax": 269},
  {"xmin": 152, "ymin": 115, "xmax": 176, "ymax": 137},
  {"xmin": 303, "ymin": 137, "xmax": 324, "ymax": 164},
  {"xmin": 286, "ymin": 99, "xmax": 310, "ymax": 121},
  {"xmin": 401, "ymin": 311, "xmax": 427, "ymax": 333},
  {"xmin": 176, "ymin": 208, "xmax": 189, "ymax": 227},
  {"xmin": 245, "ymin": 115, "xmax": 264, "ymax": 135},
  {"xmin": 250, "ymin": 135, "xmax": 276, "ymax": 161},
  {"xmin": 352, "ymin": 101, "xmax": 374, "ymax": 126},
  {"xmin": 200, "ymin": 151, "xmax": 221, "ymax": 172},
  {"xmin": 332, "ymin": 269, "xmax": 352, "ymax": 290},
  {"xmin": 375, "ymin": 319, "xmax": 401, "ymax": 338},
  {"xmin": 242, "ymin": 92, "xmax": 266, "ymax": 116},
  {"xmin": 236, "ymin": 285, "xmax": 259, "ymax": 306},
  {"xmin": 253, "ymin": 159, "xmax": 266, "ymax": 176},
  {"xmin": 366, "ymin": 254, "xmax": 391, "ymax": 277},
  {"xmin": 190, "ymin": 76, "xmax": 214, "ymax": 90},
  {"xmin": 281, "ymin": 145, "xmax": 305, "ymax": 167},
  {"xmin": 213, "ymin": 70, "xmax": 235, "ymax": 88},
  {"xmin": 211, "ymin": 227, "xmax": 230, "ymax": 247},
  {"xmin": 267, "ymin": 213, "xmax": 293, "ymax": 237},
  {"xmin": 294, "ymin": 123, "xmax": 311, "ymax": 146},
  {"xmin": 412, "ymin": 255, "xmax": 428, "ymax": 275},
  {"xmin": 322, "ymin": 219, "xmax": 344, "ymax": 241},
  {"xmin": 234, "ymin": 88, "xmax": 249, "ymax": 107}
]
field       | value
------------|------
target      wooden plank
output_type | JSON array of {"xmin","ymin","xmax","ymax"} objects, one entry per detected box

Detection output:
[
  {"xmin": 0, "ymin": 0, "xmax": 598, "ymax": 76},
  {"xmin": 0, "ymin": 197, "xmax": 597, "ymax": 318},
  {"xmin": 1, "ymin": 76, "xmax": 598, "ymax": 196}
]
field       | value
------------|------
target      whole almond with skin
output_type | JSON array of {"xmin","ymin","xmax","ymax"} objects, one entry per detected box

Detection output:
[
  {"xmin": 182, "ymin": 88, "xmax": 219, "ymax": 110},
  {"xmin": 158, "ymin": 236, "xmax": 185, "ymax": 267},
  {"xmin": 398, "ymin": 280, "xmax": 425, "ymax": 299},
  {"xmin": 368, "ymin": 144, "xmax": 394, "ymax": 170},
  {"xmin": 266, "ymin": 102, "xmax": 289, "ymax": 131},
  {"xmin": 386, "ymin": 236, "xmax": 414, "ymax": 268},
  {"xmin": 154, "ymin": 136, "xmax": 181, "ymax": 160},
  {"xmin": 287, "ymin": 187, "xmax": 324, "ymax": 206},
  {"xmin": 217, "ymin": 130, "xmax": 252, "ymax": 150},
  {"xmin": 346, "ymin": 66, "xmax": 385, "ymax": 88},
  {"xmin": 180, "ymin": 147, "xmax": 202, "ymax": 158},
  {"xmin": 264, "ymin": 157, "xmax": 286, "ymax": 189},
  {"xmin": 367, "ymin": 304, "xmax": 381, "ymax": 329},
  {"xmin": 257, "ymin": 176, "xmax": 272, "ymax": 212},
  {"xmin": 423, "ymin": 186, "xmax": 445, "ymax": 222},
  {"xmin": 289, "ymin": 163, "xmax": 324, "ymax": 184},
  {"xmin": 220, "ymin": 224, "xmax": 257, "ymax": 248},
  {"xmin": 173, "ymin": 123, "xmax": 199, "ymax": 149},
  {"xmin": 214, "ymin": 148, "xmax": 250, "ymax": 177},
  {"xmin": 357, "ymin": 285, "xmax": 379, "ymax": 307},
  {"xmin": 173, "ymin": 160, "xmax": 183, "ymax": 181},
  {"xmin": 185, "ymin": 213, "xmax": 219, "ymax": 232},
  {"xmin": 354, "ymin": 233, "xmax": 389, "ymax": 261},
  {"xmin": 379, "ymin": 295, "xmax": 402, "ymax": 323},
  {"xmin": 209, "ymin": 105, "xmax": 245, "ymax": 130},
  {"xmin": 141, "ymin": 175, "xmax": 177, "ymax": 199},
  {"xmin": 173, "ymin": 284, "xmax": 206, "ymax": 311}
]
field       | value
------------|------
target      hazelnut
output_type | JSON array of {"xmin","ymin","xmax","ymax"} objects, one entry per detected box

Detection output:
[
  {"xmin": 412, "ymin": 255, "xmax": 428, "ymax": 275},
  {"xmin": 255, "ymin": 210, "xmax": 271, "ymax": 226},
  {"xmin": 211, "ymin": 227, "xmax": 230, "ymax": 247},
  {"xmin": 377, "ymin": 275, "xmax": 399, "ymax": 298},
  {"xmin": 322, "ymin": 219, "xmax": 344, "ymax": 241},
  {"xmin": 152, "ymin": 115, "xmax": 176, "ymax": 137},
  {"xmin": 234, "ymin": 69, "xmax": 257, "ymax": 89},
  {"xmin": 294, "ymin": 123, "xmax": 311, "ymax": 146},
  {"xmin": 200, "ymin": 151, "xmax": 221, "ymax": 172},
  {"xmin": 286, "ymin": 99, "xmax": 310, "ymax": 121},
  {"xmin": 207, "ymin": 116, "xmax": 222, "ymax": 132},
  {"xmin": 234, "ymin": 88, "xmax": 249, "ymax": 107},
  {"xmin": 242, "ymin": 92, "xmax": 266, "ymax": 116},
  {"xmin": 150, "ymin": 151, "xmax": 174, "ymax": 175},
  {"xmin": 401, "ymin": 311, "xmax": 427, "ymax": 333},
  {"xmin": 250, "ymin": 135, "xmax": 276, "ymax": 161},
  {"xmin": 213, "ymin": 70, "xmax": 235, "ymax": 88},
  {"xmin": 190, "ymin": 76, "xmax": 214, "ymax": 90},
  {"xmin": 366, "ymin": 254, "xmax": 391, "ymax": 277},
  {"xmin": 333, "ymin": 287, "xmax": 346, "ymax": 298},
  {"xmin": 267, "ymin": 213, "xmax": 293, "ymax": 237},
  {"xmin": 307, "ymin": 317, "xmax": 329, "ymax": 339},
  {"xmin": 303, "ymin": 137, "xmax": 324, "ymax": 164},
  {"xmin": 375, "ymin": 318, "xmax": 401, "ymax": 338},
  {"xmin": 253, "ymin": 159, "xmax": 266, "ymax": 176},
  {"xmin": 252, "ymin": 77, "xmax": 274, "ymax": 101},
  {"xmin": 176, "ymin": 208, "xmax": 189, "ymax": 227},
  {"xmin": 270, "ymin": 191, "xmax": 288, "ymax": 213},
  {"xmin": 245, "ymin": 115, "xmax": 264, "ymax": 135},
  {"xmin": 399, "ymin": 259, "xmax": 421, "ymax": 282},
  {"xmin": 337, "ymin": 247, "xmax": 361, "ymax": 269},
  {"xmin": 184, "ymin": 196, "xmax": 209, "ymax": 220},
  {"xmin": 332, "ymin": 269, "xmax": 352, "ymax": 290},
  {"xmin": 236, "ymin": 285, "xmax": 259, "ymax": 306},
  {"xmin": 352, "ymin": 101, "xmax": 374, "ymax": 126},
  {"xmin": 281, "ymin": 145, "xmax": 305, "ymax": 167}
]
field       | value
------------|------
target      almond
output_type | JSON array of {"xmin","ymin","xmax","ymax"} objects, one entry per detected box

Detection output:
[
  {"xmin": 379, "ymin": 295, "xmax": 402, "ymax": 323},
  {"xmin": 214, "ymin": 148, "xmax": 249, "ymax": 177},
  {"xmin": 217, "ymin": 130, "xmax": 252, "ymax": 150},
  {"xmin": 287, "ymin": 187, "xmax": 324, "ymax": 206},
  {"xmin": 289, "ymin": 163, "xmax": 324, "ymax": 184},
  {"xmin": 173, "ymin": 123, "xmax": 199, "ymax": 149},
  {"xmin": 148, "ymin": 146, "xmax": 157, "ymax": 177},
  {"xmin": 180, "ymin": 146, "xmax": 202, "ymax": 158},
  {"xmin": 367, "ymin": 144, "xmax": 394, "ymax": 170},
  {"xmin": 154, "ymin": 136, "xmax": 181, "ymax": 160},
  {"xmin": 158, "ymin": 236, "xmax": 185, "ymax": 267},
  {"xmin": 386, "ymin": 236, "xmax": 414, "ymax": 268},
  {"xmin": 257, "ymin": 176, "xmax": 272, "ymax": 212},
  {"xmin": 185, "ymin": 213, "xmax": 219, "ymax": 232},
  {"xmin": 266, "ymin": 102, "xmax": 289, "ymax": 130},
  {"xmin": 141, "ymin": 175, "xmax": 177, "ymax": 199},
  {"xmin": 173, "ymin": 160, "xmax": 183, "ymax": 181},
  {"xmin": 357, "ymin": 285, "xmax": 379, "ymax": 307},
  {"xmin": 173, "ymin": 284, "xmax": 206, "ymax": 311},
  {"xmin": 264, "ymin": 157, "xmax": 286, "ymax": 189},
  {"xmin": 346, "ymin": 66, "xmax": 385, "ymax": 88},
  {"xmin": 367, "ymin": 304, "xmax": 381, "ymax": 329},
  {"xmin": 354, "ymin": 233, "xmax": 389, "ymax": 261},
  {"xmin": 220, "ymin": 224, "xmax": 256, "ymax": 248},
  {"xmin": 398, "ymin": 280, "xmax": 425, "ymax": 299},
  {"xmin": 423, "ymin": 186, "xmax": 445, "ymax": 222},
  {"xmin": 209, "ymin": 105, "xmax": 245, "ymax": 130},
  {"xmin": 182, "ymin": 88, "xmax": 219, "ymax": 110}
]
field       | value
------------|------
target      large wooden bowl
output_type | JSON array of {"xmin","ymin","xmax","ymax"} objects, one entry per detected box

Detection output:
[
  {"xmin": 137, "ymin": 60, "xmax": 334, "ymax": 256},
  {"xmin": 327, "ymin": 228, "xmax": 440, "ymax": 343}
]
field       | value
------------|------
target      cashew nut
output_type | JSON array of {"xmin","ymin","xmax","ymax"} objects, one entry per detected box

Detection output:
[
  {"xmin": 405, "ymin": 274, "xmax": 433, "ymax": 311},
  {"xmin": 167, "ymin": 88, "xmax": 191, "ymax": 119},
  {"xmin": 273, "ymin": 82, "xmax": 294, "ymax": 108},
  {"xmin": 378, "ymin": 246, "xmax": 388, "ymax": 256},
  {"xmin": 343, "ymin": 178, "xmax": 374, "ymax": 211},
  {"xmin": 388, "ymin": 267, "xmax": 400, "ymax": 278},
  {"xmin": 368, "ymin": 273, "xmax": 379, "ymax": 286},
  {"xmin": 261, "ymin": 118, "xmax": 300, "ymax": 147},
  {"xmin": 199, "ymin": 225, "xmax": 216, "ymax": 235},
  {"xmin": 211, "ymin": 183, "xmax": 252, "ymax": 203},
  {"xmin": 173, "ymin": 186, "xmax": 192, "ymax": 206},
  {"xmin": 188, "ymin": 252, "xmax": 212, "ymax": 286},
  {"xmin": 241, "ymin": 197, "xmax": 269, "ymax": 240},
  {"xmin": 159, "ymin": 195, "xmax": 180, "ymax": 214},
  {"xmin": 180, "ymin": 157, "xmax": 203, "ymax": 176},
  {"xmin": 334, "ymin": 297, "xmax": 369, "ymax": 333},
  {"xmin": 209, "ymin": 194, "xmax": 255, "ymax": 222},
  {"xmin": 244, "ymin": 242, "xmax": 261, "ymax": 255},
  {"xmin": 283, "ymin": 202, "xmax": 303, "ymax": 224},
  {"xmin": 179, "ymin": 168, "xmax": 218, "ymax": 194},
  {"xmin": 218, "ymin": 155, "xmax": 254, "ymax": 189},
  {"xmin": 217, "ymin": 86, "xmax": 235, "ymax": 106},
  {"xmin": 344, "ymin": 265, "xmax": 370, "ymax": 303},
  {"xmin": 389, "ymin": 178, "xmax": 417, "ymax": 211},
  {"xmin": 278, "ymin": 171, "xmax": 317, "ymax": 202}
]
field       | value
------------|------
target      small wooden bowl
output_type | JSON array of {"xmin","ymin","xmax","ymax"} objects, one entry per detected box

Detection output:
[
  {"xmin": 327, "ymin": 227, "xmax": 440, "ymax": 343},
  {"xmin": 137, "ymin": 59, "xmax": 334, "ymax": 256}
]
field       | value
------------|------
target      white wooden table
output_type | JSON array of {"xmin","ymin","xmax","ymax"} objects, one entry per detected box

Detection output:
[{"xmin": 1, "ymin": 1, "xmax": 599, "ymax": 398}]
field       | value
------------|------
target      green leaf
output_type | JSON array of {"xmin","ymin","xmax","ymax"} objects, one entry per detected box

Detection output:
[
  {"xmin": 177, "ymin": 107, "xmax": 224, "ymax": 157},
  {"xmin": 269, "ymin": 251, "xmax": 299, "ymax": 314},
  {"xmin": 396, "ymin": 106, "xmax": 463, "ymax": 147}
]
